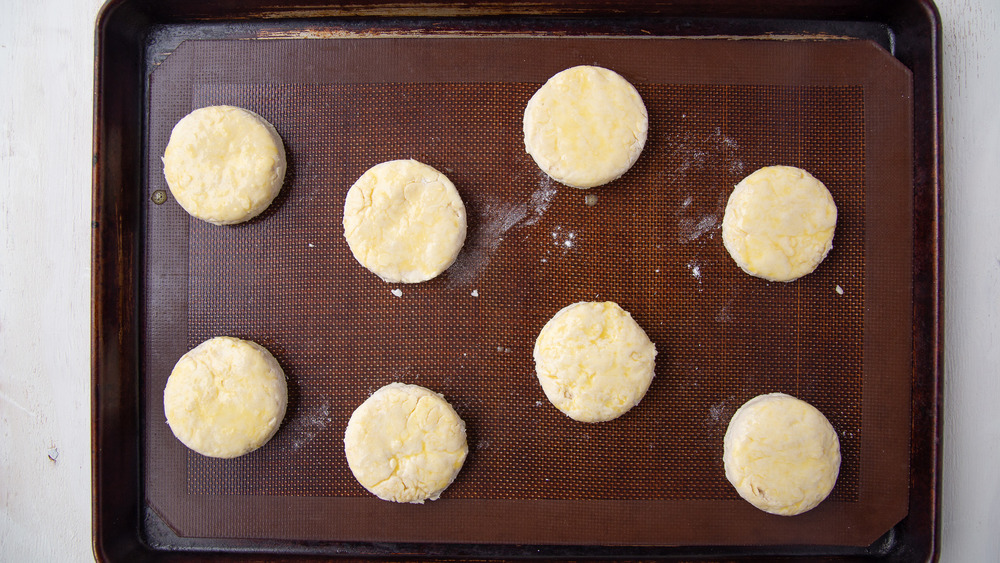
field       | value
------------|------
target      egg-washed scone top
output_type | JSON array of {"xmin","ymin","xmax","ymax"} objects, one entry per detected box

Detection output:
[
  {"xmin": 163, "ymin": 336, "xmax": 288, "ymax": 459},
  {"xmin": 723, "ymin": 392, "xmax": 841, "ymax": 516},
  {"xmin": 722, "ymin": 165, "xmax": 837, "ymax": 282},
  {"xmin": 523, "ymin": 65, "xmax": 648, "ymax": 189},
  {"xmin": 162, "ymin": 105, "xmax": 286, "ymax": 225},
  {"xmin": 344, "ymin": 383, "xmax": 468, "ymax": 504},
  {"xmin": 534, "ymin": 301, "xmax": 657, "ymax": 423},
  {"xmin": 343, "ymin": 159, "xmax": 467, "ymax": 283}
]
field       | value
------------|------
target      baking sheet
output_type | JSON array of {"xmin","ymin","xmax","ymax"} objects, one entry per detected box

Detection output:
[
  {"xmin": 93, "ymin": 1, "xmax": 943, "ymax": 560},
  {"xmin": 141, "ymin": 36, "xmax": 910, "ymax": 547}
]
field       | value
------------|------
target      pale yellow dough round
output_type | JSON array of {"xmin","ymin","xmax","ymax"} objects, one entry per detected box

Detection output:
[
  {"xmin": 343, "ymin": 159, "xmax": 467, "ymax": 283},
  {"xmin": 523, "ymin": 65, "xmax": 648, "ymax": 189},
  {"xmin": 722, "ymin": 165, "xmax": 837, "ymax": 282},
  {"xmin": 164, "ymin": 336, "xmax": 288, "ymax": 459},
  {"xmin": 344, "ymin": 383, "xmax": 468, "ymax": 504},
  {"xmin": 723, "ymin": 393, "xmax": 841, "ymax": 516},
  {"xmin": 533, "ymin": 301, "xmax": 657, "ymax": 423},
  {"xmin": 162, "ymin": 105, "xmax": 286, "ymax": 225}
]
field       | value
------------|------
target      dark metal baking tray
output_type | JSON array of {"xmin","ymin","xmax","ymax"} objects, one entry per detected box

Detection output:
[{"xmin": 92, "ymin": 0, "xmax": 942, "ymax": 560}]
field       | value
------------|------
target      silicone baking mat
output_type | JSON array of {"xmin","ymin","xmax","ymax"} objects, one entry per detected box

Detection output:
[{"xmin": 141, "ymin": 37, "xmax": 912, "ymax": 546}]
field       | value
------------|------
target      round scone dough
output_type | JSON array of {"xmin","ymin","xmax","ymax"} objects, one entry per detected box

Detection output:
[
  {"xmin": 533, "ymin": 301, "xmax": 657, "ymax": 422},
  {"xmin": 343, "ymin": 159, "xmax": 467, "ymax": 283},
  {"xmin": 344, "ymin": 382, "xmax": 468, "ymax": 504},
  {"xmin": 723, "ymin": 393, "xmax": 841, "ymax": 516},
  {"xmin": 523, "ymin": 65, "xmax": 648, "ymax": 189},
  {"xmin": 162, "ymin": 105, "xmax": 286, "ymax": 225},
  {"xmin": 164, "ymin": 336, "xmax": 288, "ymax": 459},
  {"xmin": 721, "ymin": 165, "xmax": 837, "ymax": 282}
]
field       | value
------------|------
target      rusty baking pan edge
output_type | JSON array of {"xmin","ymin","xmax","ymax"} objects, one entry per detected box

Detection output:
[{"xmin": 92, "ymin": 0, "xmax": 942, "ymax": 560}]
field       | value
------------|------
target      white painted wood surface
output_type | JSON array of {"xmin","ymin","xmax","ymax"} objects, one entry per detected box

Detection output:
[
  {"xmin": 0, "ymin": 0, "xmax": 994, "ymax": 560},
  {"xmin": 938, "ymin": 0, "xmax": 1000, "ymax": 561},
  {"xmin": 1, "ymin": 0, "xmax": 106, "ymax": 559}
]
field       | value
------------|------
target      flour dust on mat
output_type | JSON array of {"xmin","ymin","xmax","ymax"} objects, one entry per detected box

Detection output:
[
  {"xmin": 288, "ymin": 397, "xmax": 332, "ymax": 451},
  {"xmin": 447, "ymin": 177, "xmax": 557, "ymax": 285}
]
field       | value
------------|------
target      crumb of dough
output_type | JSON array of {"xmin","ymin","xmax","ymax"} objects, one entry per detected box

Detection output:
[
  {"xmin": 164, "ymin": 336, "xmax": 288, "ymax": 458},
  {"xmin": 722, "ymin": 166, "xmax": 837, "ymax": 282},
  {"xmin": 162, "ymin": 105, "xmax": 286, "ymax": 225},
  {"xmin": 523, "ymin": 66, "xmax": 648, "ymax": 189},
  {"xmin": 534, "ymin": 301, "xmax": 657, "ymax": 422},
  {"xmin": 344, "ymin": 383, "xmax": 468, "ymax": 503},
  {"xmin": 343, "ymin": 159, "xmax": 467, "ymax": 283},
  {"xmin": 723, "ymin": 392, "xmax": 841, "ymax": 516}
]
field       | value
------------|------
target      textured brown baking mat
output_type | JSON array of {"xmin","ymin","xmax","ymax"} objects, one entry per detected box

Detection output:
[{"xmin": 141, "ymin": 37, "xmax": 912, "ymax": 547}]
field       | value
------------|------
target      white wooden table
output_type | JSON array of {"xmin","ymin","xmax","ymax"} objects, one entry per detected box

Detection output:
[{"xmin": 0, "ymin": 0, "xmax": 995, "ymax": 559}]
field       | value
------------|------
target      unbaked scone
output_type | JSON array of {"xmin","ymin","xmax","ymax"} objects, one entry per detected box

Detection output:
[
  {"xmin": 523, "ymin": 65, "xmax": 648, "ymax": 188},
  {"xmin": 164, "ymin": 336, "xmax": 288, "ymax": 458},
  {"xmin": 723, "ymin": 392, "xmax": 841, "ymax": 516},
  {"xmin": 721, "ymin": 165, "xmax": 837, "ymax": 282},
  {"xmin": 344, "ymin": 383, "xmax": 468, "ymax": 503},
  {"xmin": 162, "ymin": 105, "xmax": 286, "ymax": 225},
  {"xmin": 533, "ymin": 301, "xmax": 657, "ymax": 422},
  {"xmin": 343, "ymin": 159, "xmax": 467, "ymax": 283}
]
